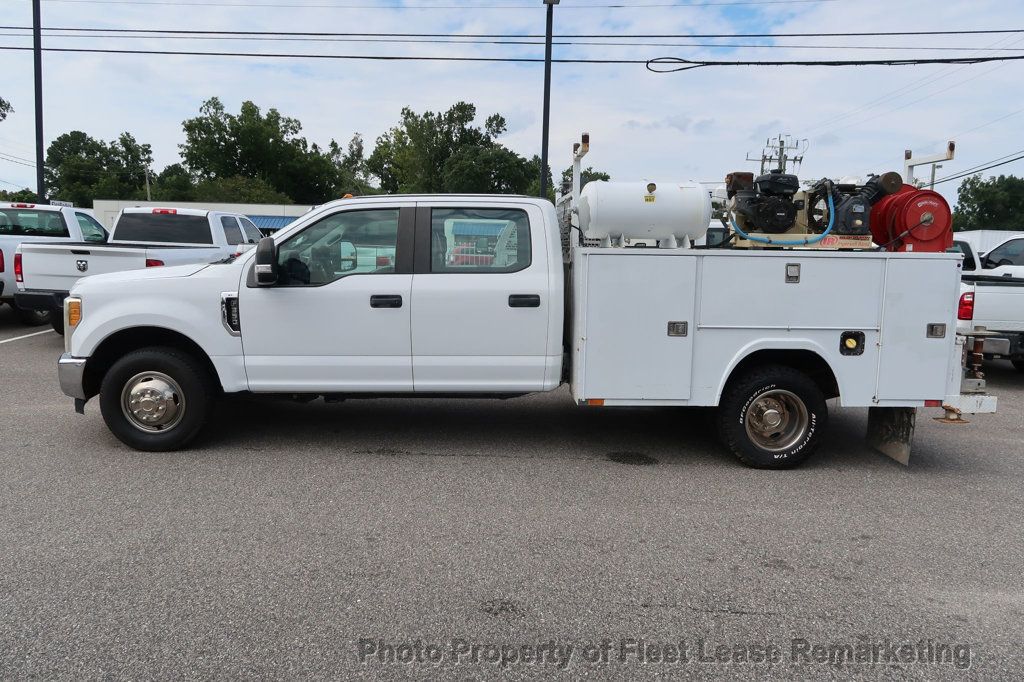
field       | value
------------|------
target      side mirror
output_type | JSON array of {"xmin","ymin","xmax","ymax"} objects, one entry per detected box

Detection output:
[
  {"xmin": 338, "ymin": 240, "xmax": 358, "ymax": 272},
  {"xmin": 254, "ymin": 237, "xmax": 278, "ymax": 286}
]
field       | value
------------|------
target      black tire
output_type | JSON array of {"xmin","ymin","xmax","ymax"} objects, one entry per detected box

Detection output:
[
  {"xmin": 13, "ymin": 306, "xmax": 51, "ymax": 326},
  {"xmin": 716, "ymin": 364, "xmax": 827, "ymax": 469},
  {"xmin": 1012, "ymin": 359, "xmax": 1024, "ymax": 373},
  {"xmin": 99, "ymin": 347, "xmax": 216, "ymax": 451},
  {"xmin": 51, "ymin": 315, "xmax": 65, "ymax": 335}
]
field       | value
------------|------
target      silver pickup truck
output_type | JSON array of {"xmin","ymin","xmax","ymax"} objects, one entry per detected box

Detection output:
[
  {"xmin": 15, "ymin": 207, "xmax": 261, "ymax": 333},
  {"xmin": 1, "ymin": 202, "xmax": 108, "ymax": 326}
]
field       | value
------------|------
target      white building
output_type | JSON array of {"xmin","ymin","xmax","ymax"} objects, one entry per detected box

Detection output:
[{"xmin": 91, "ymin": 199, "xmax": 313, "ymax": 233}]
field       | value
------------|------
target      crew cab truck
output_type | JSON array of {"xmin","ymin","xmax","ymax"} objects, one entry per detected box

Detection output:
[
  {"xmin": 0, "ymin": 202, "xmax": 107, "ymax": 326},
  {"xmin": 954, "ymin": 238, "xmax": 1024, "ymax": 372},
  {"xmin": 15, "ymin": 207, "xmax": 261, "ymax": 333},
  {"xmin": 55, "ymin": 143, "xmax": 996, "ymax": 468}
]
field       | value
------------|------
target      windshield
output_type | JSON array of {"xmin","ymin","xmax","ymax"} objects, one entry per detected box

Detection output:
[{"xmin": 0, "ymin": 209, "xmax": 69, "ymax": 237}]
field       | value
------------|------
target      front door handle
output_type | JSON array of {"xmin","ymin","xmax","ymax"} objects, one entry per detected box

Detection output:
[
  {"xmin": 370, "ymin": 294, "xmax": 403, "ymax": 308},
  {"xmin": 508, "ymin": 294, "xmax": 540, "ymax": 308}
]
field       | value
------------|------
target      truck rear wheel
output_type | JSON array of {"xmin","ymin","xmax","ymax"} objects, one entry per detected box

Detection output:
[
  {"xmin": 13, "ymin": 306, "xmax": 51, "ymax": 326},
  {"xmin": 717, "ymin": 365, "xmax": 827, "ymax": 469},
  {"xmin": 99, "ymin": 347, "xmax": 215, "ymax": 451}
]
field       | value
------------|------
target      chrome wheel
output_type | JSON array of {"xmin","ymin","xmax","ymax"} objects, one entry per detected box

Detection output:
[
  {"xmin": 744, "ymin": 389, "xmax": 809, "ymax": 452},
  {"xmin": 120, "ymin": 371, "xmax": 186, "ymax": 433}
]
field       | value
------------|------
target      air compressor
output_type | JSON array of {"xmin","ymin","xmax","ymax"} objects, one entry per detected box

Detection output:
[{"xmin": 724, "ymin": 170, "xmax": 916, "ymax": 249}]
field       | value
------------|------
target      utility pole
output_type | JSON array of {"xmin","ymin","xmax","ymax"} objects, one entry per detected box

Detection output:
[
  {"xmin": 539, "ymin": 0, "xmax": 559, "ymax": 200},
  {"xmin": 144, "ymin": 168, "xmax": 152, "ymax": 201},
  {"xmin": 32, "ymin": 0, "xmax": 45, "ymax": 203},
  {"xmin": 929, "ymin": 163, "xmax": 942, "ymax": 190}
]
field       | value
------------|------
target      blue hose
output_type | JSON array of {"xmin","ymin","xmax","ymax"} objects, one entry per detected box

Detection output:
[{"xmin": 730, "ymin": 187, "xmax": 836, "ymax": 246}]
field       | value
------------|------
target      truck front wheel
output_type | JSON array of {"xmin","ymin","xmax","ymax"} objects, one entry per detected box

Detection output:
[
  {"xmin": 717, "ymin": 365, "xmax": 827, "ymax": 469},
  {"xmin": 99, "ymin": 347, "xmax": 215, "ymax": 451}
]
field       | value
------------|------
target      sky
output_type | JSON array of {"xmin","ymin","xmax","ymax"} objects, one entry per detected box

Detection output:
[{"xmin": 0, "ymin": 0, "xmax": 1022, "ymax": 208}]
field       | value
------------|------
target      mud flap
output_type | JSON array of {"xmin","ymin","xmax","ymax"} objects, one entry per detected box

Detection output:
[{"xmin": 866, "ymin": 407, "xmax": 916, "ymax": 465}]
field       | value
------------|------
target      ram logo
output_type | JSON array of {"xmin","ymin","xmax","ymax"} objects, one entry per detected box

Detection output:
[{"xmin": 76, "ymin": 260, "xmax": 88, "ymax": 273}]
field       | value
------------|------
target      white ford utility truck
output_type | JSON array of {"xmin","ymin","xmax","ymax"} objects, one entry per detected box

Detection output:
[
  {"xmin": 0, "ymin": 202, "xmax": 107, "ymax": 326},
  {"xmin": 954, "ymin": 238, "xmax": 1024, "ymax": 372},
  {"xmin": 15, "ymin": 207, "xmax": 261, "ymax": 333},
  {"xmin": 55, "ymin": 138, "xmax": 996, "ymax": 468}
]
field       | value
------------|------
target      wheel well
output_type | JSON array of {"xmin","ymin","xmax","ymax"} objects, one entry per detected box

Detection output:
[
  {"xmin": 83, "ymin": 327, "xmax": 221, "ymax": 399},
  {"xmin": 725, "ymin": 349, "xmax": 840, "ymax": 400}
]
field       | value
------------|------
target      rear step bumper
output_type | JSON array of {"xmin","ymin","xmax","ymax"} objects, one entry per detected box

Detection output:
[{"xmin": 14, "ymin": 289, "xmax": 69, "ymax": 312}]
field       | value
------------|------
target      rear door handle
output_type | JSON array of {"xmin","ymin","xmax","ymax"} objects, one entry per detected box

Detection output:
[
  {"xmin": 370, "ymin": 294, "xmax": 403, "ymax": 308},
  {"xmin": 508, "ymin": 294, "xmax": 540, "ymax": 308}
]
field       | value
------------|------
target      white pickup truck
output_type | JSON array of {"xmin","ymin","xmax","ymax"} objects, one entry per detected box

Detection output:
[
  {"xmin": 0, "ymin": 202, "xmax": 108, "ymax": 326},
  {"xmin": 954, "ymin": 237, "xmax": 1024, "ymax": 371},
  {"xmin": 15, "ymin": 207, "xmax": 261, "ymax": 332},
  {"xmin": 53, "ymin": 140, "xmax": 996, "ymax": 468}
]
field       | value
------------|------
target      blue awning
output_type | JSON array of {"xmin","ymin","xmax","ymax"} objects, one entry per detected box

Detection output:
[{"xmin": 247, "ymin": 215, "xmax": 297, "ymax": 231}]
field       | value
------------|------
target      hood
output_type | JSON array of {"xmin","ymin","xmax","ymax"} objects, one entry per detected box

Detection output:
[{"xmin": 72, "ymin": 262, "xmax": 210, "ymax": 294}]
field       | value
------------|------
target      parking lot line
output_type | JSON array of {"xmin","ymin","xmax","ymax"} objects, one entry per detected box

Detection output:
[{"xmin": 0, "ymin": 329, "xmax": 54, "ymax": 345}]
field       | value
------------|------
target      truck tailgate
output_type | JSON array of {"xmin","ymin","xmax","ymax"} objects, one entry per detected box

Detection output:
[
  {"xmin": 20, "ymin": 243, "xmax": 149, "ymax": 292},
  {"xmin": 972, "ymin": 279, "xmax": 1024, "ymax": 332}
]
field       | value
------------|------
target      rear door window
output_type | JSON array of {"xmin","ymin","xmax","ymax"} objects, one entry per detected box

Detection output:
[
  {"xmin": 113, "ymin": 213, "xmax": 213, "ymax": 244},
  {"xmin": 239, "ymin": 217, "xmax": 263, "ymax": 243},
  {"xmin": 0, "ymin": 209, "xmax": 69, "ymax": 237},
  {"xmin": 428, "ymin": 208, "xmax": 531, "ymax": 273},
  {"xmin": 75, "ymin": 212, "xmax": 108, "ymax": 243},
  {"xmin": 220, "ymin": 216, "xmax": 244, "ymax": 245},
  {"xmin": 951, "ymin": 241, "xmax": 976, "ymax": 272}
]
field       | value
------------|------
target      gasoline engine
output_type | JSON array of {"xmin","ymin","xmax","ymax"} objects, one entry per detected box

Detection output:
[{"xmin": 723, "ymin": 169, "xmax": 952, "ymax": 252}]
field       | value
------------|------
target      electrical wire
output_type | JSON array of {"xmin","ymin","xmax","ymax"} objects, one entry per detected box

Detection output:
[
  {"xmin": 0, "ymin": 45, "xmax": 649, "ymax": 62},
  {"xmin": 5, "ymin": 44, "xmax": 1024, "ymax": 68},
  {"xmin": 5, "ymin": 25, "xmax": 1024, "ymax": 39},
  {"xmin": 932, "ymin": 153, "xmax": 1024, "ymax": 185},
  {"xmin": 646, "ymin": 54, "xmax": 1024, "ymax": 71},
  {"xmin": 6, "ymin": 29, "xmax": 1024, "ymax": 52},
  {"xmin": 40, "ymin": 0, "xmax": 843, "ymax": 6}
]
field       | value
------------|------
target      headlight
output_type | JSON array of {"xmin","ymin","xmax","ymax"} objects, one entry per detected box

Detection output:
[{"xmin": 64, "ymin": 296, "xmax": 82, "ymax": 353}]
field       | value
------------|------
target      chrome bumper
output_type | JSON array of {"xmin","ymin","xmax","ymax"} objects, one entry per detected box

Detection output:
[{"xmin": 58, "ymin": 353, "xmax": 88, "ymax": 400}]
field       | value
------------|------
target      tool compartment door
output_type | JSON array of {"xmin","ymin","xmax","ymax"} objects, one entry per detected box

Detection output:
[
  {"xmin": 876, "ymin": 258, "xmax": 960, "ymax": 400},
  {"xmin": 581, "ymin": 253, "xmax": 697, "ymax": 400}
]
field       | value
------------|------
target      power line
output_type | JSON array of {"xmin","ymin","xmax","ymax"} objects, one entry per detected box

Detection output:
[
  {"xmin": 6, "ymin": 29, "xmax": 1024, "ymax": 52},
  {"xmin": 646, "ymin": 54, "xmax": 1024, "ymax": 71},
  {"xmin": 0, "ymin": 45, "xmax": 645, "ymax": 62},
  {"xmin": 802, "ymin": 33, "xmax": 1024, "ymax": 136},
  {"xmin": 40, "ymin": 0, "xmax": 841, "ymax": 7},
  {"xmin": 8, "ymin": 44, "xmax": 1024, "ymax": 68},
  {"xmin": 5, "ymin": 25, "xmax": 1024, "ymax": 39},
  {"xmin": 933, "ymin": 153, "xmax": 1024, "ymax": 185}
]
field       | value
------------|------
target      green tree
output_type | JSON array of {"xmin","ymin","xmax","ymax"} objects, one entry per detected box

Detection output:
[
  {"xmin": 561, "ymin": 166, "xmax": 610, "ymax": 188},
  {"xmin": 953, "ymin": 174, "xmax": 1024, "ymax": 231},
  {"xmin": 0, "ymin": 96, "xmax": 11, "ymax": 123},
  {"xmin": 194, "ymin": 176, "xmax": 291, "ymax": 204},
  {"xmin": 151, "ymin": 163, "xmax": 196, "ymax": 202},
  {"xmin": 44, "ymin": 131, "xmax": 152, "ymax": 207},
  {"xmin": 0, "ymin": 187, "xmax": 35, "ymax": 202},
  {"xmin": 180, "ymin": 97, "xmax": 361, "ymax": 204},
  {"xmin": 368, "ymin": 102, "xmax": 532, "ymax": 195}
]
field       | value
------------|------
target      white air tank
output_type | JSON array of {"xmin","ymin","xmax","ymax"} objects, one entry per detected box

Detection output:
[{"xmin": 578, "ymin": 180, "xmax": 711, "ymax": 242}]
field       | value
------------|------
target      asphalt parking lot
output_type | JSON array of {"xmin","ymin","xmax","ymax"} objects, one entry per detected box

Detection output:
[{"xmin": 1, "ymin": 302, "xmax": 1022, "ymax": 679}]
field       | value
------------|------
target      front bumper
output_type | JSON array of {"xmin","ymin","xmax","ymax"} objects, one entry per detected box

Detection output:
[
  {"xmin": 58, "ymin": 353, "xmax": 88, "ymax": 400},
  {"xmin": 15, "ymin": 289, "xmax": 69, "ymax": 312}
]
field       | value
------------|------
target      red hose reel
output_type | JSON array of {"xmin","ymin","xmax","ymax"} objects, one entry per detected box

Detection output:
[{"xmin": 869, "ymin": 184, "xmax": 952, "ymax": 253}]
